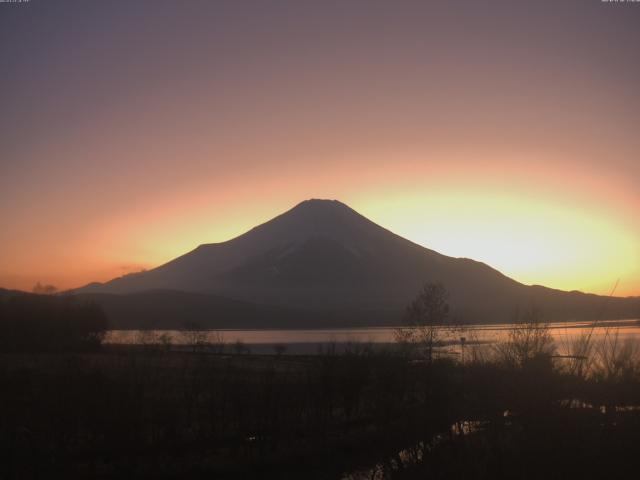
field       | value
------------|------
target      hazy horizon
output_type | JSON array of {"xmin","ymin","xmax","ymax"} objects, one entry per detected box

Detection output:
[{"xmin": 1, "ymin": 0, "xmax": 639, "ymax": 296}]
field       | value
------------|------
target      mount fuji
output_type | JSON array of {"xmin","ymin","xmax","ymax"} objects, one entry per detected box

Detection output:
[{"xmin": 74, "ymin": 199, "xmax": 639, "ymax": 328}]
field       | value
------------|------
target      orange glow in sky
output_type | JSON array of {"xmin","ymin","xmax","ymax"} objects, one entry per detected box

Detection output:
[
  {"xmin": 2, "ymin": 152, "xmax": 638, "ymax": 297},
  {"xmin": 0, "ymin": 2, "xmax": 638, "ymax": 297}
]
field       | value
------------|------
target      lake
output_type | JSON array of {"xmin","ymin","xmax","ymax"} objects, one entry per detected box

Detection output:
[{"xmin": 105, "ymin": 318, "xmax": 640, "ymax": 355}]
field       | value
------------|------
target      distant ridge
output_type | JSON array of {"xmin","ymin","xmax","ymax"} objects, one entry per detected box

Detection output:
[{"xmin": 72, "ymin": 199, "xmax": 640, "ymax": 327}]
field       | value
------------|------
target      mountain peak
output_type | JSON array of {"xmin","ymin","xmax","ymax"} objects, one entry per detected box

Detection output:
[
  {"xmin": 246, "ymin": 198, "xmax": 372, "ymax": 246},
  {"xmin": 292, "ymin": 198, "xmax": 350, "ymax": 211},
  {"xmin": 299, "ymin": 198, "xmax": 339, "ymax": 204}
]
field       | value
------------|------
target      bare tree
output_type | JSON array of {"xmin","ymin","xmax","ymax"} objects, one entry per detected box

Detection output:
[
  {"xmin": 493, "ymin": 307, "xmax": 555, "ymax": 369},
  {"xmin": 396, "ymin": 282, "xmax": 450, "ymax": 363},
  {"xmin": 562, "ymin": 329, "xmax": 596, "ymax": 379},
  {"xmin": 233, "ymin": 339, "xmax": 250, "ymax": 355},
  {"xmin": 32, "ymin": 282, "xmax": 57, "ymax": 295},
  {"xmin": 593, "ymin": 327, "xmax": 639, "ymax": 381},
  {"xmin": 209, "ymin": 331, "xmax": 225, "ymax": 354},
  {"xmin": 273, "ymin": 344, "xmax": 287, "ymax": 356},
  {"xmin": 179, "ymin": 321, "xmax": 208, "ymax": 353}
]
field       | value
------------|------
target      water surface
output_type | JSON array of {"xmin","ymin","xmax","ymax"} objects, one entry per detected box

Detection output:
[{"xmin": 105, "ymin": 319, "xmax": 640, "ymax": 354}]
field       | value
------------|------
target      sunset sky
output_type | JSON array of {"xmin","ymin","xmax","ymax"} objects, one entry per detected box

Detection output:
[{"xmin": 1, "ymin": 0, "xmax": 639, "ymax": 297}]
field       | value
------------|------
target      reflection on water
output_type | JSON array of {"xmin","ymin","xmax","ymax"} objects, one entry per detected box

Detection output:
[
  {"xmin": 105, "ymin": 319, "xmax": 640, "ymax": 353},
  {"xmin": 342, "ymin": 420, "xmax": 486, "ymax": 480}
]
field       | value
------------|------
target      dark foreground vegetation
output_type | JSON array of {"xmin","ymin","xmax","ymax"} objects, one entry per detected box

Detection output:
[
  {"xmin": 1, "ymin": 290, "xmax": 640, "ymax": 479},
  {"xmin": 1, "ymin": 340, "xmax": 640, "ymax": 479},
  {"xmin": 0, "ymin": 293, "xmax": 107, "ymax": 352}
]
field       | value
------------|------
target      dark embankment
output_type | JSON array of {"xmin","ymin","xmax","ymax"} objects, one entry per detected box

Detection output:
[
  {"xmin": 76, "ymin": 287, "xmax": 640, "ymax": 330},
  {"xmin": 0, "ymin": 292, "xmax": 107, "ymax": 352},
  {"xmin": 2, "ymin": 344, "xmax": 640, "ymax": 479},
  {"xmin": 76, "ymin": 289, "xmax": 397, "ymax": 329}
]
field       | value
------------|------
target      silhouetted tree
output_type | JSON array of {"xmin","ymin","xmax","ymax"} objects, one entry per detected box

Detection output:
[
  {"xmin": 493, "ymin": 307, "xmax": 555, "ymax": 369},
  {"xmin": 32, "ymin": 282, "xmax": 57, "ymax": 295},
  {"xmin": 400, "ymin": 282, "xmax": 450, "ymax": 363},
  {"xmin": 179, "ymin": 321, "xmax": 208, "ymax": 353},
  {"xmin": 233, "ymin": 339, "xmax": 250, "ymax": 355},
  {"xmin": 0, "ymin": 293, "xmax": 107, "ymax": 352}
]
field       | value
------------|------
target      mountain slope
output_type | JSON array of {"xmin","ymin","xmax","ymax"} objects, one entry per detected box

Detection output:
[
  {"xmin": 75, "ymin": 199, "xmax": 639, "ymax": 324},
  {"xmin": 75, "ymin": 290, "xmax": 396, "ymax": 330}
]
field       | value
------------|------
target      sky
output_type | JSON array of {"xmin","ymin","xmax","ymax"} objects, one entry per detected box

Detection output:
[{"xmin": 1, "ymin": 0, "xmax": 639, "ymax": 297}]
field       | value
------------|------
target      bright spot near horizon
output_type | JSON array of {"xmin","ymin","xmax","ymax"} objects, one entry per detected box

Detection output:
[{"xmin": 358, "ymin": 191, "xmax": 639, "ymax": 297}]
